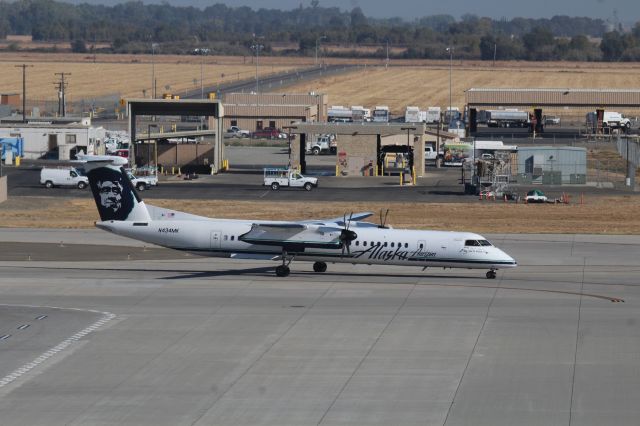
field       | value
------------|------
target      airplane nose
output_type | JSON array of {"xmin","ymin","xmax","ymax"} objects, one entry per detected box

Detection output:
[{"xmin": 500, "ymin": 249, "xmax": 517, "ymax": 267}]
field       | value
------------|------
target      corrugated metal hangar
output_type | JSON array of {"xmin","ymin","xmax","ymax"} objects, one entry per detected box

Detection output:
[{"xmin": 466, "ymin": 88, "xmax": 640, "ymax": 134}]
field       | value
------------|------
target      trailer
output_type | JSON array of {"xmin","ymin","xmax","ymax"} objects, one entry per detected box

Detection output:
[
  {"xmin": 486, "ymin": 110, "xmax": 529, "ymax": 128},
  {"xmin": 328, "ymin": 106, "xmax": 353, "ymax": 123}
]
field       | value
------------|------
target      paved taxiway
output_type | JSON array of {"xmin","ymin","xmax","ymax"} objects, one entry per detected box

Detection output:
[{"xmin": 0, "ymin": 229, "xmax": 638, "ymax": 425}]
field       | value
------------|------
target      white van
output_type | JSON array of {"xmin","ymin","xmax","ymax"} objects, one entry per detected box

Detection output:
[{"xmin": 40, "ymin": 167, "xmax": 89, "ymax": 189}]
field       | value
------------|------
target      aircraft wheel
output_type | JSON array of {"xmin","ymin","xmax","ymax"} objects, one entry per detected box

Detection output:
[
  {"xmin": 276, "ymin": 265, "xmax": 290, "ymax": 277},
  {"xmin": 486, "ymin": 270, "xmax": 497, "ymax": 279},
  {"xmin": 313, "ymin": 262, "xmax": 327, "ymax": 273}
]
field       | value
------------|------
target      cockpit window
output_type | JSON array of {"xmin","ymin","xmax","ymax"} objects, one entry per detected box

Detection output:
[{"xmin": 466, "ymin": 240, "xmax": 493, "ymax": 247}]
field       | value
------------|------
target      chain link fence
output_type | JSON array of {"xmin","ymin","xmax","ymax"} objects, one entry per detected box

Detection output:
[{"xmin": 25, "ymin": 93, "xmax": 123, "ymax": 119}]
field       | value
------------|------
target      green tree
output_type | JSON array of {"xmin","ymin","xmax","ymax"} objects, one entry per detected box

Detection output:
[{"xmin": 600, "ymin": 31, "xmax": 626, "ymax": 60}]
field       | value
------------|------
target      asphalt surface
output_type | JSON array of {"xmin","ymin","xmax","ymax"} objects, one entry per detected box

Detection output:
[{"xmin": 0, "ymin": 229, "xmax": 637, "ymax": 425}]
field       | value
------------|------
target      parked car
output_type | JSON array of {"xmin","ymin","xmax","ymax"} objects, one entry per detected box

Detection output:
[
  {"xmin": 224, "ymin": 126, "xmax": 250, "ymax": 138},
  {"xmin": 544, "ymin": 115, "xmax": 561, "ymax": 125},
  {"xmin": 263, "ymin": 168, "xmax": 318, "ymax": 191},
  {"xmin": 525, "ymin": 189, "xmax": 548, "ymax": 203},
  {"xmin": 251, "ymin": 127, "xmax": 281, "ymax": 139}
]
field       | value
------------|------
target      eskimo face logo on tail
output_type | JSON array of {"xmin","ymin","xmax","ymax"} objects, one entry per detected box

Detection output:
[{"xmin": 87, "ymin": 167, "xmax": 136, "ymax": 221}]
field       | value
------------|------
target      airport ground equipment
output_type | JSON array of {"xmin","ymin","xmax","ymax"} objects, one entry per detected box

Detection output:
[{"xmin": 263, "ymin": 168, "xmax": 318, "ymax": 191}]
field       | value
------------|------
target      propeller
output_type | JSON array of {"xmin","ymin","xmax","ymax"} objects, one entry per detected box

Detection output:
[
  {"xmin": 339, "ymin": 212, "xmax": 357, "ymax": 255},
  {"xmin": 378, "ymin": 209, "xmax": 390, "ymax": 229}
]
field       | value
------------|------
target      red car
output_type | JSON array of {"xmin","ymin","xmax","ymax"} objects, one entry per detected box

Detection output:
[{"xmin": 251, "ymin": 127, "xmax": 281, "ymax": 139}]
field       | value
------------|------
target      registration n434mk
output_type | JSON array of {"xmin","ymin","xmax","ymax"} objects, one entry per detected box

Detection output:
[{"xmin": 80, "ymin": 156, "xmax": 516, "ymax": 279}]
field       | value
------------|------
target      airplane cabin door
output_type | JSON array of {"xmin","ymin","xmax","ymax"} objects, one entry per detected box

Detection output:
[{"xmin": 210, "ymin": 231, "xmax": 222, "ymax": 249}]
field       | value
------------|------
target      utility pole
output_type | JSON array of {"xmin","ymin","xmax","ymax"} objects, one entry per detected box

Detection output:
[
  {"xmin": 386, "ymin": 39, "xmax": 389, "ymax": 69},
  {"xmin": 315, "ymin": 35, "xmax": 326, "ymax": 66},
  {"xmin": 151, "ymin": 43, "xmax": 158, "ymax": 98},
  {"xmin": 446, "ymin": 46, "xmax": 453, "ymax": 125},
  {"xmin": 15, "ymin": 64, "xmax": 33, "ymax": 123},
  {"xmin": 54, "ymin": 72, "xmax": 71, "ymax": 117}
]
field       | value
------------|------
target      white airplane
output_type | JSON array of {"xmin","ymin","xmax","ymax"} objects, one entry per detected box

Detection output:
[{"xmin": 82, "ymin": 156, "xmax": 517, "ymax": 279}]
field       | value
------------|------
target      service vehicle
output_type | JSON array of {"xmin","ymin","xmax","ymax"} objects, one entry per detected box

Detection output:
[
  {"xmin": 424, "ymin": 142, "xmax": 444, "ymax": 166},
  {"xmin": 425, "ymin": 107, "xmax": 441, "ymax": 124},
  {"xmin": 372, "ymin": 106, "xmax": 390, "ymax": 123},
  {"xmin": 264, "ymin": 168, "xmax": 318, "ymax": 191},
  {"xmin": 306, "ymin": 136, "xmax": 336, "ymax": 155},
  {"xmin": 328, "ymin": 106, "xmax": 353, "ymax": 122},
  {"xmin": 602, "ymin": 111, "xmax": 631, "ymax": 130},
  {"xmin": 443, "ymin": 107, "xmax": 461, "ymax": 124},
  {"xmin": 404, "ymin": 106, "xmax": 423, "ymax": 123},
  {"xmin": 486, "ymin": 110, "xmax": 530, "ymax": 128},
  {"xmin": 351, "ymin": 106, "xmax": 370, "ymax": 122},
  {"xmin": 525, "ymin": 189, "xmax": 548, "ymax": 203},
  {"xmin": 40, "ymin": 167, "xmax": 89, "ymax": 189},
  {"xmin": 126, "ymin": 171, "xmax": 158, "ymax": 191},
  {"xmin": 224, "ymin": 126, "xmax": 250, "ymax": 138},
  {"xmin": 544, "ymin": 115, "xmax": 561, "ymax": 125}
]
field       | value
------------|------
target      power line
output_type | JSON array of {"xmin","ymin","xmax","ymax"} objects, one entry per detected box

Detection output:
[
  {"xmin": 14, "ymin": 64, "xmax": 33, "ymax": 123},
  {"xmin": 54, "ymin": 72, "xmax": 71, "ymax": 117}
]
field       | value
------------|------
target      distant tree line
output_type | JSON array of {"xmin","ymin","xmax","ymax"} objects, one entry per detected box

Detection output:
[{"xmin": 1, "ymin": 0, "xmax": 640, "ymax": 61}]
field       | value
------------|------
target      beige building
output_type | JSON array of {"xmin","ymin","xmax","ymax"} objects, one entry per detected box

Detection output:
[{"xmin": 222, "ymin": 93, "xmax": 327, "ymax": 131}]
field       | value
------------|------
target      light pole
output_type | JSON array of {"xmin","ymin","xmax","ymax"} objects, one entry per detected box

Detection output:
[
  {"xmin": 315, "ymin": 35, "xmax": 326, "ymax": 66},
  {"xmin": 385, "ymin": 39, "xmax": 389, "ymax": 69},
  {"xmin": 446, "ymin": 46, "xmax": 453, "ymax": 125},
  {"xmin": 151, "ymin": 42, "xmax": 158, "ymax": 98},
  {"xmin": 251, "ymin": 42, "xmax": 264, "ymax": 94}
]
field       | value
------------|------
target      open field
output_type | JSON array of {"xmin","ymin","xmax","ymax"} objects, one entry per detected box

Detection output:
[
  {"xmin": 1, "ymin": 195, "xmax": 640, "ymax": 234},
  {"xmin": 285, "ymin": 63, "xmax": 640, "ymax": 115},
  {"xmin": 1, "ymin": 53, "xmax": 639, "ymax": 108},
  {"xmin": 0, "ymin": 53, "xmax": 298, "ymax": 101}
]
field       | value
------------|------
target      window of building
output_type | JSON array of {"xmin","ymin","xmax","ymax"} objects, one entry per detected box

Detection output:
[
  {"xmin": 231, "ymin": 120, "xmax": 237, "ymax": 127},
  {"xmin": 256, "ymin": 120, "xmax": 263, "ymax": 130},
  {"xmin": 269, "ymin": 120, "xmax": 276, "ymax": 128},
  {"xmin": 65, "ymin": 134, "xmax": 76, "ymax": 144}
]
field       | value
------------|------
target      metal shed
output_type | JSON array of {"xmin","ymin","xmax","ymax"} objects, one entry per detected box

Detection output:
[{"xmin": 516, "ymin": 146, "xmax": 587, "ymax": 185}]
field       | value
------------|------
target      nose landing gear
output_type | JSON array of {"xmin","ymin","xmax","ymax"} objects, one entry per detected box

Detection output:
[{"xmin": 486, "ymin": 270, "xmax": 497, "ymax": 279}]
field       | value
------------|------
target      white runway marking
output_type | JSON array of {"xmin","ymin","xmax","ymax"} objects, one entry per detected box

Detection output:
[{"xmin": 0, "ymin": 305, "xmax": 116, "ymax": 389}]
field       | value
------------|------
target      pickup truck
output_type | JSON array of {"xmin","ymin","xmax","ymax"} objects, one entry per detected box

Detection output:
[
  {"xmin": 264, "ymin": 168, "xmax": 318, "ymax": 191},
  {"xmin": 306, "ymin": 136, "xmax": 336, "ymax": 155},
  {"xmin": 224, "ymin": 126, "xmax": 250, "ymax": 138},
  {"xmin": 127, "ymin": 171, "xmax": 158, "ymax": 191},
  {"xmin": 251, "ymin": 127, "xmax": 281, "ymax": 139},
  {"xmin": 424, "ymin": 143, "xmax": 444, "ymax": 167}
]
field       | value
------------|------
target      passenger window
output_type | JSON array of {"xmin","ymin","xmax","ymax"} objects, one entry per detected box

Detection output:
[
  {"xmin": 355, "ymin": 241, "xmax": 359, "ymax": 246},
  {"xmin": 404, "ymin": 243, "xmax": 408, "ymax": 248},
  {"xmin": 70, "ymin": 171, "xmax": 77, "ymax": 177},
  {"xmin": 419, "ymin": 243, "xmax": 423, "ymax": 249},
  {"xmin": 383, "ymin": 242, "xmax": 387, "ymax": 247},
  {"xmin": 363, "ymin": 241, "xmax": 367, "ymax": 247},
  {"xmin": 391, "ymin": 243, "xmax": 394, "ymax": 247},
  {"xmin": 231, "ymin": 236, "xmax": 235, "ymax": 241},
  {"xmin": 224, "ymin": 235, "xmax": 228, "ymax": 241}
]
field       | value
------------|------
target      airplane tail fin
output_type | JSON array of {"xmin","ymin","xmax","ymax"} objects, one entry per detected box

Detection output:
[{"xmin": 80, "ymin": 155, "xmax": 151, "ymax": 222}]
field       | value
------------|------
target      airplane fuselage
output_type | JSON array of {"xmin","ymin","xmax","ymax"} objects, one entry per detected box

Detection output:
[{"xmin": 97, "ymin": 217, "xmax": 517, "ymax": 271}]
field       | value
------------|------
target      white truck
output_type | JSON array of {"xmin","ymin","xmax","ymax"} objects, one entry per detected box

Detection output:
[
  {"xmin": 404, "ymin": 106, "xmax": 422, "ymax": 123},
  {"xmin": 224, "ymin": 126, "xmax": 251, "ymax": 138},
  {"xmin": 306, "ymin": 136, "xmax": 336, "ymax": 155},
  {"xmin": 424, "ymin": 142, "xmax": 445, "ymax": 167},
  {"xmin": 602, "ymin": 111, "xmax": 631, "ymax": 130},
  {"xmin": 425, "ymin": 107, "xmax": 441, "ymax": 124},
  {"xmin": 351, "ymin": 106, "xmax": 370, "ymax": 122},
  {"xmin": 328, "ymin": 106, "xmax": 353, "ymax": 122},
  {"xmin": 40, "ymin": 167, "xmax": 89, "ymax": 189},
  {"xmin": 372, "ymin": 106, "xmax": 390, "ymax": 123},
  {"xmin": 264, "ymin": 168, "xmax": 318, "ymax": 191},
  {"xmin": 127, "ymin": 171, "xmax": 158, "ymax": 191}
]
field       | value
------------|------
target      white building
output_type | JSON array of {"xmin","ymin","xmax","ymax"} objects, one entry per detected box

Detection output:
[{"xmin": 0, "ymin": 119, "xmax": 106, "ymax": 160}]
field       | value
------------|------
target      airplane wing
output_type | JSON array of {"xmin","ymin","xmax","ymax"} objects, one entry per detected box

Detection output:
[
  {"xmin": 239, "ymin": 223, "xmax": 344, "ymax": 250},
  {"xmin": 302, "ymin": 212, "xmax": 374, "ymax": 225}
]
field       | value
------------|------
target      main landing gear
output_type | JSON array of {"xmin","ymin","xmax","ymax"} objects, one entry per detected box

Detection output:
[
  {"xmin": 313, "ymin": 262, "xmax": 327, "ymax": 273},
  {"xmin": 275, "ymin": 250, "xmax": 294, "ymax": 277},
  {"xmin": 486, "ymin": 270, "xmax": 497, "ymax": 279}
]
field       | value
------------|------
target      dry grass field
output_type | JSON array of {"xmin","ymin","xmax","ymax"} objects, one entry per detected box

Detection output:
[
  {"xmin": 285, "ymin": 62, "xmax": 640, "ymax": 114},
  {"xmin": 1, "ymin": 196, "xmax": 640, "ymax": 234},
  {"xmin": 0, "ymin": 53, "xmax": 298, "ymax": 101}
]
